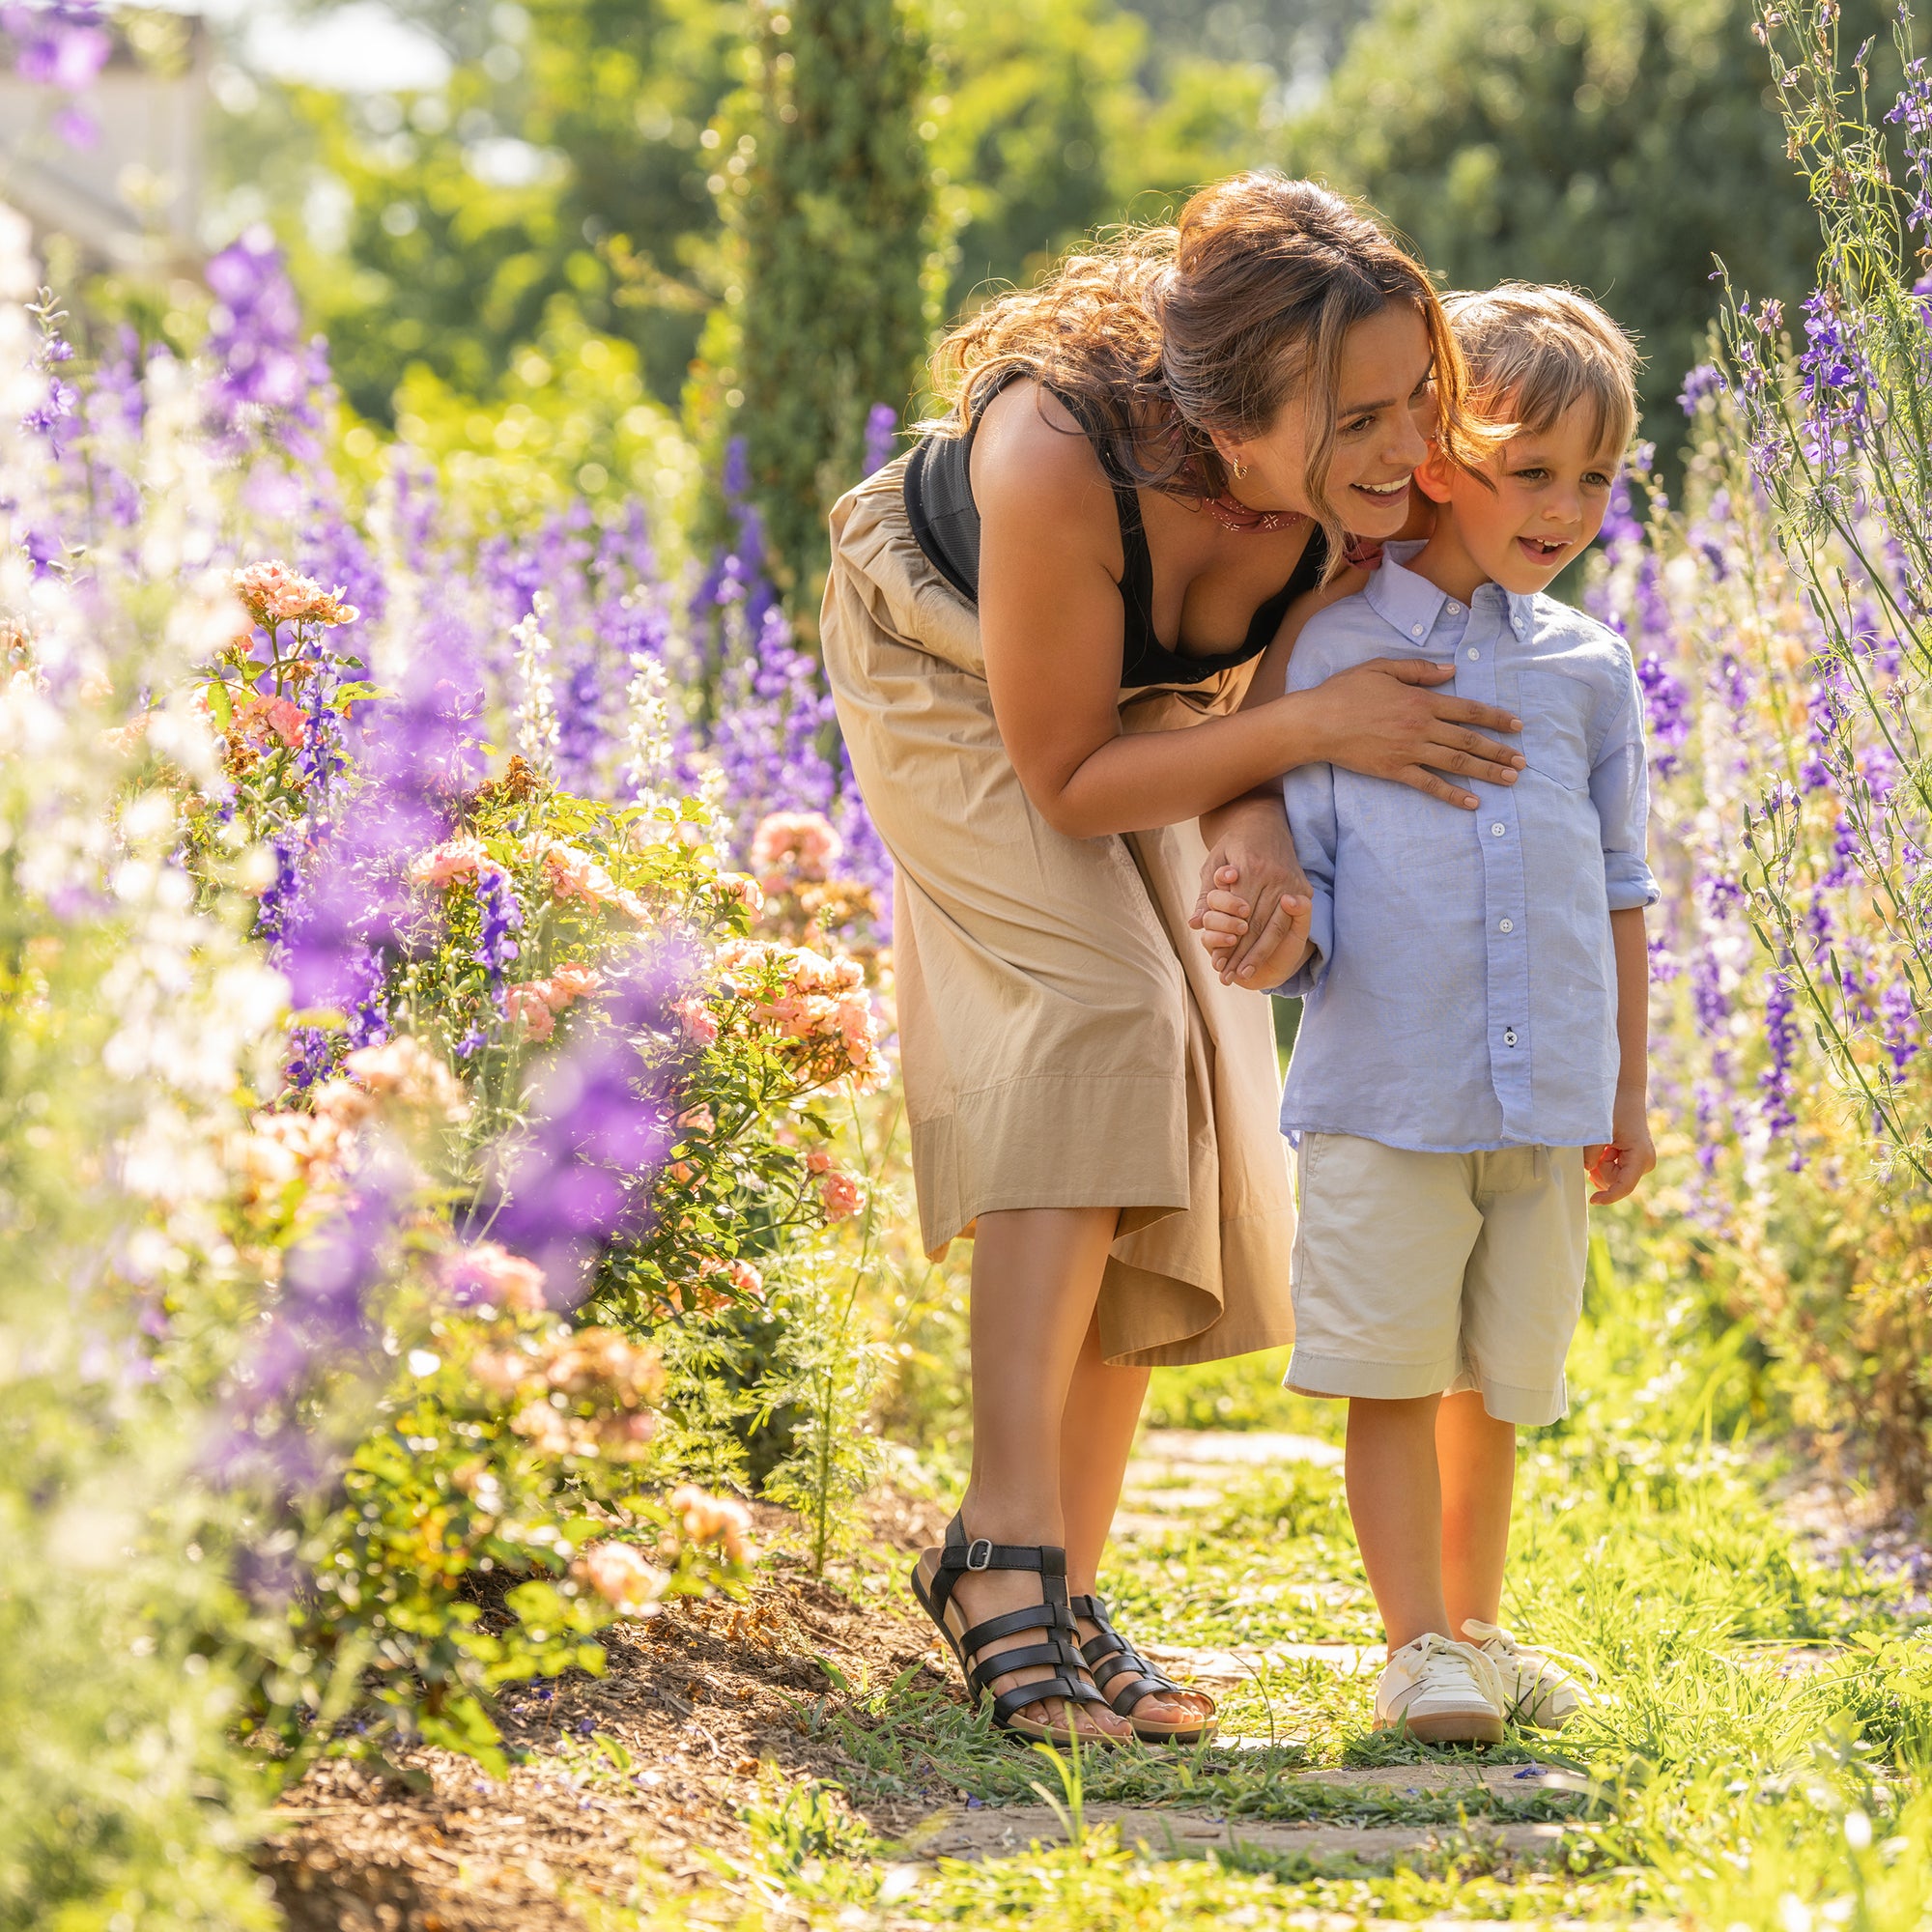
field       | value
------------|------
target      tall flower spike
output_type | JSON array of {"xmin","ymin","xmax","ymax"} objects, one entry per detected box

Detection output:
[
  {"xmin": 511, "ymin": 590, "xmax": 560, "ymax": 781},
  {"xmin": 620, "ymin": 649, "xmax": 673, "ymax": 812}
]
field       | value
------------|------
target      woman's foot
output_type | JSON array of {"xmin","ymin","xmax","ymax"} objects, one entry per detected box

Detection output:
[
  {"xmin": 1070, "ymin": 1596, "xmax": 1217, "ymax": 1740},
  {"xmin": 913, "ymin": 1546, "xmax": 1135, "ymax": 1742}
]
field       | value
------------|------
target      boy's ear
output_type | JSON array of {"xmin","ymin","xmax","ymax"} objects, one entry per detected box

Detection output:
[{"xmin": 1412, "ymin": 438, "xmax": 1458, "ymax": 506}]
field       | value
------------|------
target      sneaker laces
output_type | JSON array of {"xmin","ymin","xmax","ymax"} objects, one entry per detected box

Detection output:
[
  {"xmin": 1463, "ymin": 1619, "xmax": 1601, "ymax": 1693},
  {"xmin": 1395, "ymin": 1630, "xmax": 1511, "ymax": 1710}
]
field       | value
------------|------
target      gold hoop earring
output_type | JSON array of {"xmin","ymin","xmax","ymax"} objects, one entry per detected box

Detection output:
[{"xmin": 1231, "ymin": 460, "xmax": 1246, "ymax": 480}]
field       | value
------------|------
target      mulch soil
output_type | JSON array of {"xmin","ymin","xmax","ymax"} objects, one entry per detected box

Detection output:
[{"xmin": 259, "ymin": 1493, "xmax": 956, "ymax": 1932}]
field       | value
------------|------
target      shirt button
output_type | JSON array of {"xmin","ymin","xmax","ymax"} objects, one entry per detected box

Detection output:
[
  {"xmin": 1504, "ymin": 1027, "xmax": 1519, "ymax": 1046},
  {"xmin": 1498, "ymin": 918, "xmax": 1514, "ymax": 933},
  {"xmin": 1465, "ymin": 646, "xmax": 1480, "ymax": 661},
  {"xmin": 1411, "ymin": 623, "xmax": 1425, "ymax": 637},
  {"xmin": 1491, "ymin": 821, "xmax": 1506, "ymax": 836},
  {"xmin": 1446, "ymin": 600, "xmax": 1461, "ymax": 613}
]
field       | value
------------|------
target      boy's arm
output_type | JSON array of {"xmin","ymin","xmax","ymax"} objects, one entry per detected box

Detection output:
[
  {"xmin": 1585, "ymin": 663, "xmax": 1660, "ymax": 1204},
  {"xmin": 1586, "ymin": 908, "xmax": 1655, "ymax": 1204},
  {"xmin": 1242, "ymin": 755, "xmax": 1337, "ymax": 995}
]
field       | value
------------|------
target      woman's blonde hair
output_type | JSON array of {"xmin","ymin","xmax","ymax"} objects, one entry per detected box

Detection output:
[
  {"xmin": 1440, "ymin": 284, "xmax": 1642, "ymax": 458},
  {"xmin": 926, "ymin": 172, "xmax": 1492, "ymax": 560}
]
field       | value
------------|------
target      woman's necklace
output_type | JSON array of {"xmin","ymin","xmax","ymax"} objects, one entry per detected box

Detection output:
[{"xmin": 1204, "ymin": 491, "xmax": 1307, "ymax": 534}]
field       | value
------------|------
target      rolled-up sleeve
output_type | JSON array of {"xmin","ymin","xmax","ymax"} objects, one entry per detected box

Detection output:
[{"xmin": 1591, "ymin": 662, "xmax": 1660, "ymax": 912}]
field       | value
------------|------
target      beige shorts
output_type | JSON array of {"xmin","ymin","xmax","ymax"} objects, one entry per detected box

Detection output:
[{"xmin": 1286, "ymin": 1134, "xmax": 1589, "ymax": 1427}]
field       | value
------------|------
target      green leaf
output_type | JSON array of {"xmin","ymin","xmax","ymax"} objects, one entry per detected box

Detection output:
[{"xmin": 504, "ymin": 1579, "xmax": 567, "ymax": 1626}]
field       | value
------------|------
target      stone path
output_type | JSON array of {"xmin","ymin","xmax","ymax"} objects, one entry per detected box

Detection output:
[
  {"xmin": 907, "ymin": 1801, "xmax": 1570, "ymax": 1868},
  {"xmin": 1112, "ymin": 1428, "xmax": 1344, "ymax": 1539},
  {"xmin": 890, "ymin": 1429, "xmax": 1599, "ymax": 1875}
]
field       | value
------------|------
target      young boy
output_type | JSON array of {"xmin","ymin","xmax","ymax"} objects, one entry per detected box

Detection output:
[{"xmin": 1228, "ymin": 285, "xmax": 1657, "ymax": 1742}]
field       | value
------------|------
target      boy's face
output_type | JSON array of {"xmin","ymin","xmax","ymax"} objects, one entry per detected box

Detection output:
[{"xmin": 1421, "ymin": 396, "xmax": 1623, "ymax": 594}]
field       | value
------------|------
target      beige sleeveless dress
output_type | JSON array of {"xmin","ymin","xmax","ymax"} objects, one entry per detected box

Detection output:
[{"xmin": 820, "ymin": 455, "xmax": 1296, "ymax": 1368}]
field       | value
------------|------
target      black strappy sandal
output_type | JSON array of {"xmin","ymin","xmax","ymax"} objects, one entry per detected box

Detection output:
[
  {"xmin": 910, "ymin": 1518, "xmax": 1122, "ymax": 1747},
  {"xmin": 1070, "ymin": 1592, "xmax": 1219, "ymax": 1745}
]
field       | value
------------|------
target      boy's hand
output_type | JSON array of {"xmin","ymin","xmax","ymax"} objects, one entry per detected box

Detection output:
[
  {"xmin": 1585, "ymin": 1094, "xmax": 1656, "ymax": 1205},
  {"xmin": 1198, "ymin": 880, "xmax": 1312, "ymax": 991}
]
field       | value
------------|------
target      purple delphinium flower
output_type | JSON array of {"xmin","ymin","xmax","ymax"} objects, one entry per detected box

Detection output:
[
  {"xmin": 862, "ymin": 402, "xmax": 898, "ymax": 477},
  {"xmin": 1880, "ymin": 976, "xmax": 1919, "ymax": 1076},
  {"xmin": 344, "ymin": 946, "xmax": 392, "ymax": 1049},
  {"xmin": 1795, "ymin": 288, "xmax": 1874, "ymax": 477},
  {"xmin": 205, "ymin": 227, "xmax": 317, "ymax": 454},
  {"xmin": 4, "ymin": 0, "xmax": 108, "ymax": 146},
  {"xmin": 1598, "ymin": 471, "xmax": 1642, "ymax": 554},
  {"xmin": 1637, "ymin": 651, "xmax": 1690, "ymax": 779},
  {"xmin": 472, "ymin": 862, "xmax": 524, "ymax": 1008},
  {"xmin": 209, "ymin": 1153, "xmax": 408, "ymax": 1490},
  {"xmin": 280, "ymin": 662, "xmax": 477, "ymax": 1022},
  {"xmin": 1821, "ymin": 812, "xmax": 1858, "ymax": 892},
  {"xmin": 554, "ymin": 640, "xmax": 605, "ymax": 795},
  {"xmin": 1691, "ymin": 944, "xmax": 1730, "ymax": 1036},
  {"xmin": 1693, "ymin": 1077, "xmax": 1726, "ymax": 1175},
  {"xmin": 471, "ymin": 958, "xmax": 687, "ymax": 1303},
  {"xmin": 1760, "ymin": 967, "xmax": 1803, "ymax": 1159},
  {"xmin": 1678, "ymin": 363, "xmax": 1724, "ymax": 415},
  {"xmin": 1888, "ymin": 59, "xmax": 1932, "ymax": 235}
]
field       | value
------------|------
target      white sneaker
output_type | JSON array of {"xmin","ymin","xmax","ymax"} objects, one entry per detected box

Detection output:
[
  {"xmin": 1373, "ymin": 1632, "xmax": 1508, "ymax": 1744},
  {"xmin": 1463, "ymin": 1619, "xmax": 1596, "ymax": 1730}
]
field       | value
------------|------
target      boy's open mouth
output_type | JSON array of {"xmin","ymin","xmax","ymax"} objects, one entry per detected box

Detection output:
[{"xmin": 1517, "ymin": 534, "xmax": 1570, "ymax": 561}]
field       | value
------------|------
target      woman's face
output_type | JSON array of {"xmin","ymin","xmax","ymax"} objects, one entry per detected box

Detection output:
[{"xmin": 1221, "ymin": 302, "xmax": 1435, "ymax": 537}]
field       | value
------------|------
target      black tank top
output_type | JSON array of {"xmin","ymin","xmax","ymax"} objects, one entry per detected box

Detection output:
[{"xmin": 902, "ymin": 373, "xmax": 1328, "ymax": 690}]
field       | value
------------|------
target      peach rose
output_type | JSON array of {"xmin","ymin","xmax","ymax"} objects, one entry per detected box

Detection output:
[
  {"xmin": 575, "ymin": 1540, "xmax": 667, "ymax": 1613},
  {"xmin": 409, "ymin": 835, "xmax": 490, "ymax": 889}
]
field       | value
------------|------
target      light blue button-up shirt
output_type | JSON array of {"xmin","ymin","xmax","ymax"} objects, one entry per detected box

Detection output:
[{"xmin": 1276, "ymin": 543, "xmax": 1658, "ymax": 1152}]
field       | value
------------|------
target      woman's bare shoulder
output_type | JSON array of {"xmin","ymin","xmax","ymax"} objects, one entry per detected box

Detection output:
[{"xmin": 970, "ymin": 379, "xmax": 1119, "ymax": 540}]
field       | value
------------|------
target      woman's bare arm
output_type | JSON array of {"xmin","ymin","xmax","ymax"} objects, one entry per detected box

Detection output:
[{"xmin": 974, "ymin": 385, "xmax": 1525, "ymax": 840}]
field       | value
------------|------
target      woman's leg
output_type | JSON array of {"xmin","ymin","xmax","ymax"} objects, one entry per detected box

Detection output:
[
  {"xmin": 1059, "ymin": 1310, "xmax": 1214, "ymax": 1728},
  {"xmin": 919, "ymin": 1205, "xmax": 1133, "ymax": 1736},
  {"xmin": 1345, "ymin": 1393, "xmax": 1450, "ymax": 1650},
  {"xmin": 1435, "ymin": 1390, "xmax": 1517, "ymax": 1636}
]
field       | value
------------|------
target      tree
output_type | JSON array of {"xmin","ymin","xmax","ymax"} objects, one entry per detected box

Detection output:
[
  {"xmin": 1281, "ymin": 0, "xmax": 1889, "ymax": 451},
  {"xmin": 707, "ymin": 0, "xmax": 944, "ymax": 615}
]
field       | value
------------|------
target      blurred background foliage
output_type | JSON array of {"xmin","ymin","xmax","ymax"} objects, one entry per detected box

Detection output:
[{"xmin": 194, "ymin": 0, "xmax": 1848, "ymax": 598}]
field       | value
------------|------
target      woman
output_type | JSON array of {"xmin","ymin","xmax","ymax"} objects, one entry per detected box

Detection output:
[{"xmin": 820, "ymin": 174, "xmax": 1525, "ymax": 1745}]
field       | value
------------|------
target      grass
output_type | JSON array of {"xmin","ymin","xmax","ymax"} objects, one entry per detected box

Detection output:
[{"xmin": 593, "ymin": 1231, "xmax": 1932, "ymax": 1928}]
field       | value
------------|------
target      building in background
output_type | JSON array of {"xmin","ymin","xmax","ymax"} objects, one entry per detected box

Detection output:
[{"xmin": 0, "ymin": 10, "xmax": 211, "ymax": 274}]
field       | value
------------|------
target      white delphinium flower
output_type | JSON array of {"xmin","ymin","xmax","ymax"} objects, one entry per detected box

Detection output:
[
  {"xmin": 511, "ymin": 589, "xmax": 560, "ymax": 779},
  {"xmin": 619, "ymin": 645, "xmax": 674, "ymax": 815},
  {"xmin": 693, "ymin": 755, "xmax": 732, "ymax": 849}
]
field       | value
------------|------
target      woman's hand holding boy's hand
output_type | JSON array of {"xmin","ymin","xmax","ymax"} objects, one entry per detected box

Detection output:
[
  {"xmin": 1585, "ymin": 1095, "xmax": 1656, "ymax": 1205},
  {"xmin": 1197, "ymin": 871, "xmax": 1311, "ymax": 990},
  {"xmin": 1192, "ymin": 795, "xmax": 1312, "ymax": 985}
]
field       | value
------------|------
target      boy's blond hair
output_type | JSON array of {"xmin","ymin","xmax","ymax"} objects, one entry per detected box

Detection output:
[{"xmin": 1441, "ymin": 284, "xmax": 1641, "ymax": 459}]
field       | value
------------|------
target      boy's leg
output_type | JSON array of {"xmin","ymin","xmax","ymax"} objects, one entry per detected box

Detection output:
[
  {"xmin": 1288, "ymin": 1136, "xmax": 1484, "ymax": 1655},
  {"xmin": 1436, "ymin": 1390, "xmax": 1517, "ymax": 1636},
  {"xmin": 1346, "ymin": 1393, "xmax": 1451, "ymax": 1650}
]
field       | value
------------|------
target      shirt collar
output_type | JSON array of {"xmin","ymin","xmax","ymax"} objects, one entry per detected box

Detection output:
[{"xmin": 1364, "ymin": 539, "xmax": 1537, "ymax": 644}]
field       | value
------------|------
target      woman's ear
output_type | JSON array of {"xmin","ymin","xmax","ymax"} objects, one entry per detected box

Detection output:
[{"xmin": 1411, "ymin": 438, "xmax": 1459, "ymax": 506}]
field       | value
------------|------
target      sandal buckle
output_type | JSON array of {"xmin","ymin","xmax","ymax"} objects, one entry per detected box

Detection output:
[{"xmin": 964, "ymin": 1538, "xmax": 994, "ymax": 1572}]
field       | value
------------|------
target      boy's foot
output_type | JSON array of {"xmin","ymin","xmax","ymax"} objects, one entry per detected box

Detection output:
[
  {"xmin": 1374, "ymin": 1633, "xmax": 1507, "ymax": 1744},
  {"xmin": 1463, "ymin": 1619, "xmax": 1596, "ymax": 1731}
]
